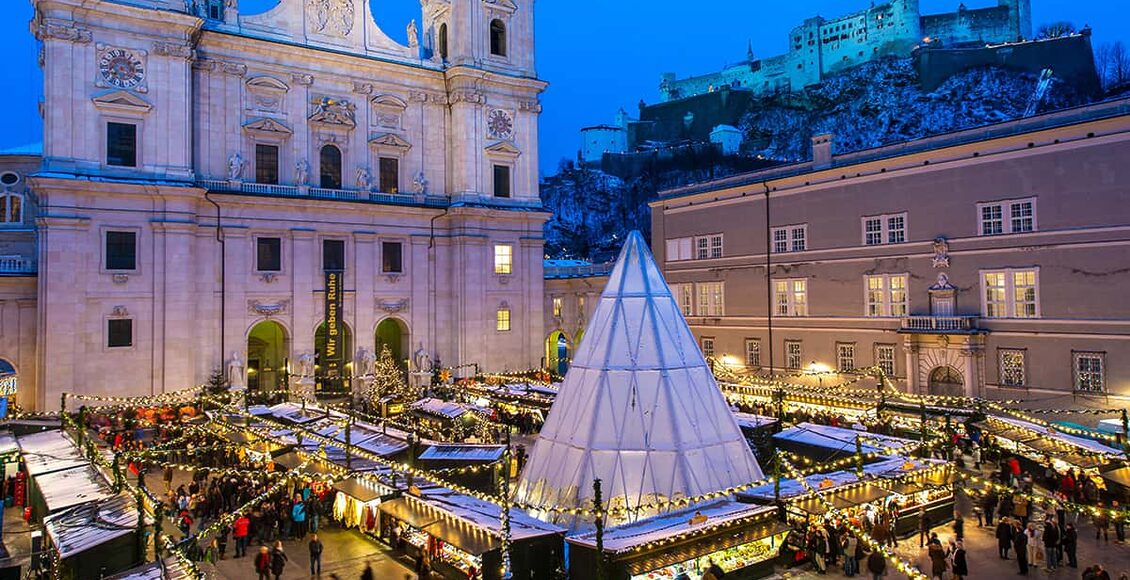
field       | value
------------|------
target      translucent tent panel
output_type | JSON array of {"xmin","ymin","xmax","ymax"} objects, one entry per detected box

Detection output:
[{"xmin": 514, "ymin": 231, "xmax": 763, "ymax": 524}]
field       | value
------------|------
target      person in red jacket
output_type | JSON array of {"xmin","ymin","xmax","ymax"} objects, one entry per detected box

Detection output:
[
  {"xmin": 254, "ymin": 546, "xmax": 271, "ymax": 580},
  {"xmin": 233, "ymin": 514, "xmax": 251, "ymax": 558}
]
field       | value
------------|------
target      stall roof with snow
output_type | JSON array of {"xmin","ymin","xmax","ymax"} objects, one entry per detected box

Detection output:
[
  {"xmin": 418, "ymin": 445, "xmax": 505, "ymax": 462},
  {"xmin": 36, "ymin": 464, "xmax": 114, "ymax": 513},
  {"xmin": 567, "ymin": 500, "xmax": 780, "ymax": 553},
  {"xmin": 411, "ymin": 398, "xmax": 474, "ymax": 419},
  {"xmin": 991, "ymin": 416, "xmax": 1124, "ymax": 457},
  {"xmin": 732, "ymin": 413, "xmax": 778, "ymax": 430},
  {"xmin": 773, "ymin": 423, "xmax": 917, "ymax": 456},
  {"xmin": 18, "ymin": 430, "xmax": 89, "ymax": 476},
  {"xmin": 103, "ymin": 556, "xmax": 195, "ymax": 580},
  {"xmin": 45, "ymin": 494, "xmax": 145, "ymax": 559}
]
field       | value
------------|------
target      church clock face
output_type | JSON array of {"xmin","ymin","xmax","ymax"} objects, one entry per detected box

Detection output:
[
  {"xmin": 487, "ymin": 109, "xmax": 515, "ymax": 141},
  {"xmin": 98, "ymin": 49, "xmax": 145, "ymax": 89}
]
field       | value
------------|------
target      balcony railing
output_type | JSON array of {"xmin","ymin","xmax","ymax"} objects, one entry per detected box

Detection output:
[
  {"xmin": 197, "ymin": 180, "xmax": 450, "ymax": 208},
  {"xmin": 544, "ymin": 262, "xmax": 615, "ymax": 279},
  {"xmin": 0, "ymin": 256, "xmax": 35, "ymax": 275},
  {"xmin": 900, "ymin": 316, "xmax": 980, "ymax": 333}
]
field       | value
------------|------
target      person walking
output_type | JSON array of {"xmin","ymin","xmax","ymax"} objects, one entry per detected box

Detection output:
[
  {"xmin": 233, "ymin": 514, "xmax": 251, "ymax": 558},
  {"xmin": 270, "ymin": 540, "xmax": 288, "ymax": 580},
  {"xmin": 953, "ymin": 513, "xmax": 964, "ymax": 541},
  {"xmin": 996, "ymin": 518, "xmax": 1013, "ymax": 559},
  {"xmin": 1014, "ymin": 521, "xmax": 1029, "ymax": 575},
  {"xmin": 1024, "ymin": 522, "xmax": 1039, "ymax": 568},
  {"xmin": 254, "ymin": 546, "xmax": 272, "ymax": 580},
  {"xmin": 292, "ymin": 497, "xmax": 308, "ymax": 540},
  {"xmin": 360, "ymin": 562, "xmax": 375, "ymax": 580},
  {"xmin": 1093, "ymin": 506, "xmax": 1111, "ymax": 542},
  {"xmin": 309, "ymin": 533, "xmax": 324, "ymax": 575},
  {"xmin": 1112, "ymin": 500, "xmax": 1126, "ymax": 542},
  {"xmin": 918, "ymin": 510, "xmax": 931, "ymax": 548},
  {"xmin": 1063, "ymin": 523, "xmax": 1078, "ymax": 568},
  {"xmin": 843, "ymin": 533, "xmax": 859, "ymax": 577},
  {"xmin": 927, "ymin": 540, "xmax": 948, "ymax": 580},
  {"xmin": 951, "ymin": 540, "xmax": 968, "ymax": 580},
  {"xmin": 1042, "ymin": 518, "xmax": 1059, "ymax": 570},
  {"xmin": 1014, "ymin": 494, "xmax": 1030, "ymax": 526},
  {"xmin": 867, "ymin": 550, "xmax": 886, "ymax": 580},
  {"xmin": 216, "ymin": 526, "xmax": 229, "ymax": 560},
  {"xmin": 983, "ymin": 490, "xmax": 998, "ymax": 527}
]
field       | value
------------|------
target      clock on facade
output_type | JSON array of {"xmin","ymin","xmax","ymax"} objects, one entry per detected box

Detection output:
[
  {"xmin": 487, "ymin": 109, "xmax": 514, "ymax": 141},
  {"xmin": 98, "ymin": 48, "xmax": 146, "ymax": 89}
]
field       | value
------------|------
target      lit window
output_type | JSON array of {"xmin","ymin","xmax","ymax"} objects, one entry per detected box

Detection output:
[
  {"xmin": 865, "ymin": 274, "xmax": 908, "ymax": 317},
  {"xmin": 493, "ymin": 244, "xmax": 513, "ymax": 275},
  {"xmin": 671, "ymin": 284, "xmax": 694, "ymax": 316},
  {"xmin": 982, "ymin": 269, "xmax": 1039, "ymax": 318},
  {"xmin": 693, "ymin": 234, "xmax": 724, "ymax": 260},
  {"xmin": 862, "ymin": 213, "xmax": 907, "ymax": 245},
  {"xmin": 786, "ymin": 341, "xmax": 803, "ymax": 370},
  {"xmin": 837, "ymin": 343, "xmax": 855, "ymax": 372},
  {"xmin": 999, "ymin": 348, "xmax": 1026, "ymax": 387},
  {"xmin": 875, "ymin": 344, "xmax": 895, "ymax": 377},
  {"xmin": 1073, "ymin": 351, "xmax": 1104, "ymax": 392},
  {"xmin": 744, "ymin": 338, "xmax": 761, "ymax": 368},
  {"xmin": 701, "ymin": 337, "xmax": 715, "ymax": 358},
  {"xmin": 696, "ymin": 282, "xmax": 724, "ymax": 316},
  {"xmin": 0, "ymin": 194, "xmax": 22, "ymax": 224},
  {"xmin": 771, "ymin": 225, "xmax": 807, "ymax": 253},
  {"xmin": 552, "ymin": 297, "xmax": 563, "ymax": 318},
  {"xmin": 979, "ymin": 198, "xmax": 1036, "ymax": 235},
  {"xmin": 496, "ymin": 308, "xmax": 511, "ymax": 332},
  {"xmin": 774, "ymin": 279, "xmax": 807, "ymax": 316}
]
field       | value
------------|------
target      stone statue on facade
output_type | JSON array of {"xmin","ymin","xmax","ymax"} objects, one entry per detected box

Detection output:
[
  {"xmin": 358, "ymin": 347, "xmax": 377, "ymax": 377},
  {"xmin": 296, "ymin": 352, "xmax": 315, "ymax": 385},
  {"xmin": 931, "ymin": 272, "xmax": 955, "ymax": 291},
  {"xmin": 227, "ymin": 152, "xmax": 244, "ymax": 180},
  {"xmin": 412, "ymin": 171, "xmax": 428, "ymax": 195},
  {"xmin": 406, "ymin": 19, "xmax": 419, "ymax": 49},
  {"xmin": 413, "ymin": 343, "xmax": 433, "ymax": 373},
  {"xmin": 227, "ymin": 351, "xmax": 244, "ymax": 388},
  {"xmin": 356, "ymin": 167, "xmax": 372, "ymax": 191},
  {"xmin": 932, "ymin": 237, "xmax": 950, "ymax": 269},
  {"xmin": 296, "ymin": 159, "xmax": 310, "ymax": 185}
]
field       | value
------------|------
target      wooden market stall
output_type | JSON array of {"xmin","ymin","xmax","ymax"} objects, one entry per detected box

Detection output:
[
  {"xmin": 772, "ymin": 423, "xmax": 918, "ymax": 462},
  {"xmin": 44, "ymin": 494, "xmax": 147, "ymax": 579}
]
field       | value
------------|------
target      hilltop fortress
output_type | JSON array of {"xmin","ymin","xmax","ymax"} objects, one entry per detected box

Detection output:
[{"xmin": 660, "ymin": 0, "xmax": 1032, "ymax": 102}]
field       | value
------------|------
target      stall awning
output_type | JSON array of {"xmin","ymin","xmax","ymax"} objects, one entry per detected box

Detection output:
[
  {"xmin": 833, "ymin": 483, "xmax": 891, "ymax": 507},
  {"xmin": 45, "ymin": 494, "xmax": 143, "ymax": 559},
  {"xmin": 379, "ymin": 498, "xmax": 441, "ymax": 530},
  {"xmin": 423, "ymin": 514, "xmax": 501, "ymax": 555},
  {"xmin": 334, "ymin": 477, "xmax": 388, "ymax": 503},
  {"xmin": 18, "ymin": 430, "xmax": 88, "ymax": 476},
  {"xmin": 622, "ymin": 519, "xmax": 791, "ymax": 576},
  {"xmin": 1101, "ymin": 466, "xmax": 1130, "ymax": 491},
  {"xmin": 273, "ymin": 451, "xmax": 340, "ymax": 477},
  {"xmin": 876, "ymin": 472, "xmax": 953, "ymax": 495}
]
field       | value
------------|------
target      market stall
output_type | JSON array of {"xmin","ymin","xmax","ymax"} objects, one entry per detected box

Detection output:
[
  {"xmin": 416, "ymin": 444, "xmax": 505, "ymax": 492},
  {"xmin": 567, "ymin": 501, "xmax": 789, "ymax": 580},
  {"xmin": 408, "ymin": 398, "xmax": 487, "ymax": 441},
  {"xmin": 979, "ymin": 416, "xmax": 1123, "ymax": 475},
  {"xmin": 773, "ymin": 423, "xmax": 918, "ymax": 462},
  {"xmin": 332, "ymin": 475, "xmax": 395, "ymax": 534},
  {"xmin": 103, "ymin": 555, "xmax": 195, "ymax": 580},
  {"xmin": 865, "ymin": 457, "xmax": 954, "ymax": 536},
  {"xmin": 29, "ymin": 464, "xmax": 115, "ymax": 521},
  {"xmin": 17, "ymin": 430, "xmax": 88, "ymax": 478},
  {"xmin": 43, "ymin": 493, "xmax": 147, "ymax": 579},
  {"xmin": 378, "ymin": 488, "xmax": 564, "ymax": 580}
]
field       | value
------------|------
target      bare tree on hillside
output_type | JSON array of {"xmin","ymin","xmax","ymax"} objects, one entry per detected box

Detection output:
[
  {"xmin": 1095, "ymin": 41, "xmax": 1130, "ymax": 90},
  {"xmin": 1037, "ymin": 21, "xmax": 1076, "ymax": 39}
]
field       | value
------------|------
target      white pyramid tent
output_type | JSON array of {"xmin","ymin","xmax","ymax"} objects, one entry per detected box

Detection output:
[{"xmin": 514, "ymin": 231, "xmax": 763, "ymax": 523}]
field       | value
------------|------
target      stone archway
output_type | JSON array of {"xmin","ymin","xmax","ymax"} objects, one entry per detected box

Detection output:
[
  {"xmin": 928, "ymin": 366, "xmax": 964, "ymax": 397},
  {"xmin": 375, "ymin": 318, "xmax": 409, "ymax": 368},
  {"xmin": 545, "ymin": 330, "xmax": 571, "ymax": 376},
  {"xmin": 247, "ymin": 321, "xmax": 289, "ymax": 395}
]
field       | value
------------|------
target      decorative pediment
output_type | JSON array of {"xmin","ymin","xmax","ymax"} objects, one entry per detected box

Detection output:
[
  {"xmin": 369, "ymin": 133, "xmax": 412, "ymax": 151},
  {"xmin": 243, "ymin": 117, "xmax": 293, "ymax": 136},
  {"xmin": 246, "ymin": 76, "xmax": 290, "ymax": 92},
  {"xmin": 483, "ymin": 0, "xmax": 518, "ymax": 14},
  {"xmin": 91, "ymin": 90, "xmax": 152, "ymax": 115},
  {"xmin": 308, "ymin": 97, "xmax": 357, "ymax": 129},
  {"xmin": 377, "ymin": 298, "xmax": 410, "ymax": 313},
  {"xmin": 248, "ymin": 299, "xmax": 290, "ymax": 317},
  {"xmin": 371, "ymin": 94, "xmax": 408, "ymax": 110},
  {"xmin": 484, "ymin": 140, "xmax": 521, "ymax": 158}
]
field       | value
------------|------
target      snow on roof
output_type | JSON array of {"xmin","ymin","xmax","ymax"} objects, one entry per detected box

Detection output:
[
  {"xmin": 993, "ymin": 416, "xmax": 1123, "ymax": 456},
  {"xmin": 516, "ymin": 232, "xmax": 764, "ymax": 522},
  {"xmin": 268, "ymin": 402, "xmax": 328, "ymax": 424},
  {"xmin": 774, "ymin": 422, "xmax": 917, "ymax": 455},
  {"xmin": 567, "ymin": 500, "xmax": 777, "ymax": 552},
  {"xmin": 418, "ymin": 445, "xmax": 505, "ymax": 462},
  {"xmin": 732, "ymin": 412, "xmax": 777, "ymax": 429},
  {"xmin": 741, "ymin": 469, "xmax": 862, "ymax": 501},
  {"xmin": 0, "ymin": 432, "xmax": 19, "ymax": 456},
  {"xmin": 103, "ymin": 556, "xmax": 194, "ymax": 580},
  {"xmin": 18, "ymin": 430, "xmax": 89, "ymax": 476},
  {"xmin": 416, "ymin": 487, "xmax": 565, "ymax": 541},
  {"xmin": 45, "ymin": 494, "xmax": 142, "ymax": 558},
  {"xmin": 411, "ymin": 398, "xmax": 470, "ymax": 419},
  {"xmin": 863, "ymin": 456, "xmax": 948, "ymax": 478},
  {"xmin": 35, "ymin": 464, "xmax": 114, "ymax": 513},
  {"xmin": 296, "ymin": 442, "xmax": 387, "ymax": 473}
]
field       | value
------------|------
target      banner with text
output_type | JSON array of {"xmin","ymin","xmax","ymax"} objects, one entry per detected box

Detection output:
[{"xmin": 323, "ymin": 270, "xmax": 344, "ymax": 383}]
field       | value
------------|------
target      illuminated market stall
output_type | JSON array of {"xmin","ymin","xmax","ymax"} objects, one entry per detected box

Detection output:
[
  {"xmin": 44, "ymin": 494, "xmax": 147, "ymax": 579},
  {"xmin": 977, "ymin": 415, "xmax": 1124, "ymax": 473},
  {"xmin": 772, "ymin": 423, "xmax": 918, "ymax": 462}
]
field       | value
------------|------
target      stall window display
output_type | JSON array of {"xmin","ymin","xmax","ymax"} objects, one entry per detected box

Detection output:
[
  {"xmin": 631, "ymin": 532, "xmax": 787, "ymax": 580},
  {"xmin": 398, "ymin": 523, "xmax": 483, "ymax": 576},
  {"xmin": 333, "ymin": 492, "xmax": 380, "ymax": 532}
]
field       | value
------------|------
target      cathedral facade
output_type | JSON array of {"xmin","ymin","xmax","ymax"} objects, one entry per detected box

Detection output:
[{"xmin": 4, "ymin": 0, "xmax": 548, "ymax": 410}]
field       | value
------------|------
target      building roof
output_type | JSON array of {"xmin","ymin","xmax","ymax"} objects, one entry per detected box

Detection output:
[
  {"xmin": 515, "ymin": 231, "xmax": 764, "ymax": 523},
  {"xmin": 566, "ymin": 500, "xmax": 777, "ymax": 553},
  {"xmin": 418, "ymin": 445, "xmax": 506, "ymax": 462},
  {"xmin": 18, "ymin": 430, "xmax": 89, "ymax": 476},
  {"xmin": 35, "ymin": 464, "xmax": 115, "ymax": 513},
  {"xmin": 0, "ymin": 142, "xmax": 42, "ymax": 156},
  {"xmin": 44, "ymin": 494, "xmax": 143, "ymax": 559},
  {"xmin": 773, "ymin": 422, "xmax": 918, "ymax": 455}
]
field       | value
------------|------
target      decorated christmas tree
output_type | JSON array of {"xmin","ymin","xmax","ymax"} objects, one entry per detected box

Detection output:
[{"xmin": 369, "ymin": 344, "xmax": 416, "ymax": 403}]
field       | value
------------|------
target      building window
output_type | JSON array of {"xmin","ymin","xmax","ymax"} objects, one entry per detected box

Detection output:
[
  {"xmin": 771, "ymin": 225, "xmax": 807, "ymax": 253},
  {"xmin": 696, "ymin": 282, "xmax": 724, "ymax": 316},
  {"xmin": 106, "ymin": 122, "xmax": 137, "ymax": 167},
  {"xmin": 862, "ymin": 213, "xmax": 907, "ymax": 245},
  {"xmin": 786, "ymin": 340, "xmax": 803, "ymax": 370},
  {"xmin": 493, "ymin": 164, "xmax": 511, "ymax": 198},
  {"xmin": 107, "ymin": 318, "xmax": 133, "ymax": 348},
  {"xmin": 979, "ymin": 198, "xmax": 1036, "ymax": 235},
  {"xmin": 319, "ymin": 145, "xmax": 342, "ymax": 189},
  {"xmin": 578, "ymin": 295, "xmax": 586, "ymax": 317},
  {"xmin": 438, "ymin": 23, "xmax": 449, "ymax": 60},
  {"xmin": 496, "ymin": 307, "xmax": 511, "ymax": 332},
  {"xmin": 105, "ymin": 230, "xmax": 137, "ymax": 271},
  {"xmin": 378, "ymin": 157, "xmax": 399, "ymax": 193},
  {"xmin": 255, "ymin": 144, "xmax": 279, "ymax": 184},
  {"xmin": 382, "ymin": 241, "xmax": 403, "ymax": 273},
  {"xmin": 489, "ymin": 19, "xmax": 507, "ymax": 56},
  {"xmin": 0, "ymin": 194, "xmax": 22, "ymax": 224},
  {"xmin": 774, "ymin": 279, "xmax": 807, "ymax": 316},
  {"xmin": 999, "ymin": 348, "xmax": 1026, "ymax": 387},
  {"xmin": 322, "ymin": 239, "xmax": 345, "ymax": 271},
  {"xmin": 665, "ymin": 237, "xmax": 693, "ymax": 262},
  {"xmin": 701, "ymin": 337, "xmax": 715, "ymax": 358},
  {"xmin": 875, "ymin": 344, "xmax": 895, "ymax": 377},
  {"xmin": 552, "ymin": 297, "xmax": 563, "ymax": 318},
  {"xmin": 205, "ymin": 0, "xmax": 224, "ymax": 20},
  {"xmin": 694, "ymin": 234, "xmax": 724, "ymax": 259},
  {"xmin": 672, "ymin": 284, "xmax": 694, "ymax": 316},
  {"xmin": 494, "ymin": 244, "xmax": 513, "ymax": 275},
  {"xmin": 865, "ymin": 274, "xmax": 908, "ymax": 317},
  {"xmin": 256, "ymin": 237, "xmax": 282, "ymax": 272},
  {"xmin": 1073, "ymin": 351, "xmax": 1104, "ymax": 392},
  {"xmin": 982, "ymin": 268, "xmax": 1038, "ymax": 318},
  {"xmin": 837, "ymin": 343, "xmax": 855, "ymax": 372},
  {"xmin": 745, "ymin": 338, "xmax": 761, "ymax": 368}
]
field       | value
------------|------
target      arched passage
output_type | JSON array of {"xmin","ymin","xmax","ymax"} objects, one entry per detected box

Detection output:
[
  {"xmin": 0, "ymin": 358, "xmax": 16, "ymax": 402},
  {"xmin": 315, "ymin": 321, "xmax": 352, "ymax": 397},
  {"xmin": 247, "ymin": 321, "xmax": 289, "ymax": 394},
  {"xmin": 375, "ymin": 318, "xmax": 409, "ymax": 368},
  {"xmin": 546, "ymin": 331, "xmax": 571, "ymax": 376},
  {"xmin": 928, "ymin": 366, "xmax": 964, "ymax": 397}
]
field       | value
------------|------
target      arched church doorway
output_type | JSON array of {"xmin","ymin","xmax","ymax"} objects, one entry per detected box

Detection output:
[
  {"xmin": 0, "ymin": 359, "xmax": 16, "ymax": 413},
  {"xmin": 375, "ymin": 318, "xmax": 409, "ymax": 369},
  {"xmin": 247, "ymin": 321, "xmax": 289, "ymax": 395},
  {"xmin": 315, "ymin": 321, "xmax": 352, "ymax": 397},
  {"xmin": 545, "ymin": 331, "xmax": 571, "ymax": 376},
  {"xmin": 928, "ymin": 366, "xmax": 964, "ymax": 397}
]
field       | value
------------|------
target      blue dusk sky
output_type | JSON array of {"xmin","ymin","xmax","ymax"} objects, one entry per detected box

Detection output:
[{"xmin": 2, "ymin": 1, "xmax": 1127, "ymax": 174}]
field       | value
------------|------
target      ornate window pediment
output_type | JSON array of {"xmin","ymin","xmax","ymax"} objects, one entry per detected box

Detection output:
[
  {"xmin": 485, "ymin": 140, "xmax": 521, "ymax": 158},
  {"xmin": 247, "ymin": 76, "xmax": 290, "ymax": 92},
  {"xmin": 370, "ymin": 94, "xmax": 407, "ymax": 130},
  {"xmin": 92, "ymin": 90, "xmax": 152, "ymax": 115},
  {"xmin": 243, "ymin": 117, "xmax": 293, "ymax": 137},
  {"xmin": 369, "ymin": 133, "xmax": 412, "ymax": 151},
  {"xmin": 371, "ymin": 94, "xmax": 407, "ymax": 109},
  {"xmin": 246, "ymin": 76, "xmax": 289, "ymax": 115}
]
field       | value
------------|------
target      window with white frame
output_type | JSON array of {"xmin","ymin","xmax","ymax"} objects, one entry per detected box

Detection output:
[
  {"xmin": 998, "ymin": 348, "xmax": 1026, "ymax": 387},
  {"xmin": 696, "ymin": 282, "xmax": 724, "ymax": 316},
  {"xmin": 493, "ymin": 244, "xmax": 513, "ymax": 275},
  {"xmin": 982, "ymin": 268, "xmax": 1038, "ymax": 318},
  {"xmin": 496, "ymin": 307, "xmax": 511, "ymax": 332},
  {"xmin": 875, "ymin": 344, "xmax": 896, "ymax": 377},
  {"xmin": 862, "ymin": 213, "xmax": 907, "ymax": 245},
  {"xmin": 774, "ymin": 279, "xmax": 808, "ymax": 316},
  {"xmin": 979, "ymin": 198, "xmax": 1036, "ymax": 235},
  {"xmin": 771, "ymin": 225, "xmax": 807, "ymax": 253},
  {"xmin": 785, "ymin": 341, "xmax": 803, "ymax": 370},
  {"xmin": 837, "ymin": 343, "xmax": 855, "ymax": 372},
  {"xmin": 671, "ymin": 284, "xmax": 694, "ymax": 316},
  {"xmin": 865, "ymin": 274, "xmax": 908, "ymax": 317},
  {"xmin": 744, "ymin": 338, "xmax": 761, "ymax": 368},
  {"xmin": 694, "ymin": 234, "xmax": 724, "ymax": 260},
  {"xmin": 1073, "ymin": 351, "xmax": 1104, "ymax": 392},
  {"xmin": 665, "ymin": 237, "xmax": 693, "ymax": 262},
  {"xmin": 552, "ymin": 297, "xmax": 563, "ymax": 318},
  {"xmin": 701, "ymin": 337, "xmax": 715, "ymax": 358}
]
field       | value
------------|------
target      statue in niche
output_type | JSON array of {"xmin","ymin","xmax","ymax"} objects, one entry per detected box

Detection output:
[
  {"xmin": 356, "ymin": 166, "xmax": 372, "ymax": 191},
  {"xmin": 296, "ymin": 159, "xmax": 310, "ymax": 185},
  {"xmin": 227, "ymin": 152, "xmax": 244, "ymax": 180},
  {"xmin": 227, "ymin": 351, "xmax": 244, "ymax": 387},
  {"xmin": 932, "ymin": 237, "xmax": 950, "ymax": 269},
  {"xmin": 412, "ymin": 171, "xmax": 428, "ymax": 194}
]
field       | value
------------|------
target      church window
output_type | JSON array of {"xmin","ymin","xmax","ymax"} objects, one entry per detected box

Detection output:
[
  {"xmin": 105, "ymin": 230, "xmax": 137, "ymax": 271},
  {"xmin": 319, "ymin": 145, "xmax": 342, "ymax": 189},
  {"xmin": 107, "ymin": 122, "xmax": 137, "ymax": 167},
  {"xmin": 438, "ymin": 23, "xmax": 449, "ymax": 60},
  {"xmin": 490, "ymin": 19, "xmax": 507, "ymax": 57},
  {"xmin": 378, "ymin": 157, "xmax": 399, "ymax": 193},
  {"xmin": 382, "ymin": 241, "xmax": 403, "ymax": 274},
  {"xmin": 255, "ymin": 144, "xmax": 279, "ymax": 185},
  {"xmin": 0, "ymin": 194, "xmax": 22, "ymax": 224},
  {"xmin": 496, "ymin": 307, "xmax": 511, "ymax": 332},
  {"xmin": 493, "ymin": 164, "xmax": 511, "ymax": 198},
  {"xmin": 107, "ymin": 318, "xmax": 134, "ymax": 348},
  {"xmin": 206, "ymin": 0, "xmax": 224, "ymax": 20},
  {"xmin": 256, "ymin": 237, "xmax": 282, "ymax": 272}
]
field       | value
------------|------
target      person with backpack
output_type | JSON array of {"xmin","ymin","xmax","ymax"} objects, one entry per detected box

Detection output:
[
  {"xmin": 254, "ymin": 546, "xmax": 271, "ymax": 580},
  {"xmin": 866, "ymin": 550, "xmax": 886, "ymax": 580}
]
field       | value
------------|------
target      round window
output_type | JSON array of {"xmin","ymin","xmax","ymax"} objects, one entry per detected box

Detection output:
[{"xmin": 0, "ymin": 172, "xmax": 18, "ymax": 187}]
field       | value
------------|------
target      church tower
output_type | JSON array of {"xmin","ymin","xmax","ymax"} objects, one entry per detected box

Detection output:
[{"xmin": 422, "ymin": 0, "xmax": 535, "ymax": 77}]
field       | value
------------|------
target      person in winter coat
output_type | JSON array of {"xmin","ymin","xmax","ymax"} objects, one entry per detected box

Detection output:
[
  {"xmin": 997, "ymin": 519, "xmax": 1014, "ymax": 558},
  {"xmin": 233, "ymin": 514, "xmax": 251, "ymax": 558},
  {"xmin": 951, "ymin": 540, "xmax": 968, "ymax": 580},
  {"xmin": 953, "ymin": 513, "xmax": 964, "ymax": 540},
  {"xmin": 1024, "ymin": 522, "xmax": 1039, "ymax": 567},
  {"xmin": 360, "ymin": 562, "xmax": 375, "ymax": 580},
  {"xmin": 982, "ymin": 490, "xmax": 998, "ymax": 527},
  {"xmin": 270, "ymin": 540, "xmax": 288, "ymax": 580},
  {"xmin": 867, "ymin": 550, "xmax": 886, "ymax": 580},
  {"xmin": 1042, "ymin": 518, "xmax": 1060, "ymax": 570},
  {"xmin": 918, "ymin": 511, "xmax": 931, "ymax": 548},
  {"xmin": 809, "ymin": 529, "xmax": 828, "ymax": 574},
  {"xmin": 1014, "ymin": 494, "xmax": 1030, "ymax": 525},
  {"xmin": 1013, "ymin": 522, "xmax": 1029, "ymax": 575},
  {"xmin": 927, "ymin": 541, "xmax": 947, "ymax": 580},
  {"xmin": 292, "ymin": 498, "xmax": 308, "ymax": 540},
  {"xmin": 843, "ymin": 534, "xmax": 859, "ymax": 577},
  {"xmin": 1063, "ymin": 523, "xmax": 1079, "ymax": 568},
  {"xmin": 1094, "ymin": 504, "xmax": 1111, "ymax": 541},
  {"xmin": 254, "ymin": 546, "xmax": 271, "ymax": 580}
]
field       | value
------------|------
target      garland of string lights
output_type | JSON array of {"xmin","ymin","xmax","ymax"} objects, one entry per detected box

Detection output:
[{"xmin": 957, "ymin": 471, "xmax": 1130, "ymax": 522}]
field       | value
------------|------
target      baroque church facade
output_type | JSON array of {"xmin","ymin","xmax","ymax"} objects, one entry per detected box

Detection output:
[{"xmin": 3, "ymin": 0, "xmax": 548, "ymax": 410}]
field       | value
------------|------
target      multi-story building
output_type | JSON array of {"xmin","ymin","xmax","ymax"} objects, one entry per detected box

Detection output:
[
  {"xmin": 651, "ymin": 98, "xmax": 1130, "ymax": 401},
  {"xmin": 2, "ymin": 0, "xmax": 548, "ymax": 410},
  {"xmin": 542, "ymin": 260, "xmax": 610, "ymax": 375}
]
